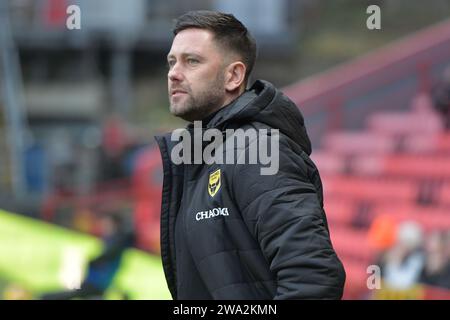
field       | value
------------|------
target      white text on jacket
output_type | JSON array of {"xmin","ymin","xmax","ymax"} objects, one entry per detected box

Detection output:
[{"xmin": 195, "ymin": 207, "xmax": 230, "ymax": 221}]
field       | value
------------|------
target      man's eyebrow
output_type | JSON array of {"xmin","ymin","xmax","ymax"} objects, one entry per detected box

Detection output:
[
  {"xmin": 167, "ymin": 52, "xmax": 203, "ymax": 60},
  {"xmin": 184, "ymin": 52, "xmax": 202, "ymax": 58}
]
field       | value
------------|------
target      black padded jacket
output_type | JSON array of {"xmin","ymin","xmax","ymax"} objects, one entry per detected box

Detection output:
[{"xmin": 155, "ymin": 80, "xmax": 346, "ymax": 300}]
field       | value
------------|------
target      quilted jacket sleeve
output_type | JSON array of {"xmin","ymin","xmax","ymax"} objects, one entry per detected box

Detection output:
[{"xmin": 231, "ymin": 134, "xmax": 346, "ymax": 299}]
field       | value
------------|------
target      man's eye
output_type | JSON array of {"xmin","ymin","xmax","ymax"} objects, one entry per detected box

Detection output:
[
  {"xmin": 167, "ymin": 60, "xmax": 175, "ymax": 68},
  {"xmin": 187, "ymin": 58, "xmax": 199, "ymax": 65}
]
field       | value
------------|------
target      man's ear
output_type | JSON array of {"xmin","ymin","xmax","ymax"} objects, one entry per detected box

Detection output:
[{"xmin": 224, "ymin": 61, "xmax": 246, "ymax": 92}]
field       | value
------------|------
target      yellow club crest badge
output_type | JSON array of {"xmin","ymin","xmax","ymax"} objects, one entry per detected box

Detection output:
[{"xmin": 208, "ymin": 169, "xmax": 221, "ymax": 197}]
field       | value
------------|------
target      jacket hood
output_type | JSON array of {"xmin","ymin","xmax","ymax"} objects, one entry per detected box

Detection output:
[{"xmin": 206, "ymin": 80, "xmax": 312, "ymax": 155}]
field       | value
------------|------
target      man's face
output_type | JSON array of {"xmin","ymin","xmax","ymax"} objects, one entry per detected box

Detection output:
[{"xmin": 167, "ymin": 28, "xmax": 227, "ymax": 122}]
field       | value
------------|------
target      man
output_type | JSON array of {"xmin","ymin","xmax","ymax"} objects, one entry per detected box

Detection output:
[
  {"xmin": 432, "ymin": 66, "xmax": 450, "ymax": 130},
  {"xmin": 155, "ymin": 10, "xmax": 345, "ymax": 300}
]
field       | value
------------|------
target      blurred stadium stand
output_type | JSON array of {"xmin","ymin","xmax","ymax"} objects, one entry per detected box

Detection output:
[{"xmin": 292, "ymin": 19, "xmax": 450, "ymax": 299}]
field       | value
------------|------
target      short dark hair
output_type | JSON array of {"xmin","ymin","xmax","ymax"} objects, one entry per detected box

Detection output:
[{"xmin": 173, "ymin": 10, "xmax": 257, "ymax": 85}]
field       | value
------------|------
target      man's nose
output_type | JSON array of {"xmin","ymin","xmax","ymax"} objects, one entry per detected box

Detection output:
[{"xmin": 168, "ymin": 63, "xmax": 183, "ymax": 82}]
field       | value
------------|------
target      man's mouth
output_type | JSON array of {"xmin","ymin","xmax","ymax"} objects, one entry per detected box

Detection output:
[{"xmin": 171, "ymin": 89, "xmax": 188, "ymax": 96}]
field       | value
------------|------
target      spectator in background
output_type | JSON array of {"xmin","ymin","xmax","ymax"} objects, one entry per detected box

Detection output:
[
  {"xmin": 41, "ymin": 213, "xmax": 134, "ymax": 300},
  {"xmin": 368, "ymin": 214, "xmax": 397, "ymax": 253},
  {"xmin": 99, "ymin": 114, "xmax": 129, "ymax": 181},
  {"xmin": 432, "ymin": 66, "xmax": 450, "ymax": 129},
  {"xmin": 419, "ymin": 231, "xmax": 450, "ymax": 290},
  {"xmin": 379, "ymin": 221, "xmax": 425, "ymax": 290}
]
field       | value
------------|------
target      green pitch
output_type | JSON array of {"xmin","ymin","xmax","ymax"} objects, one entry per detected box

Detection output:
[{"xmin": 0, "ymin": 209, "xmax": 171, "ymax": 300}]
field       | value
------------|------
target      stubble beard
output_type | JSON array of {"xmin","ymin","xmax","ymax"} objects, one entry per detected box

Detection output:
[{"xmin": 170, "ymin": 73, "xmax": 226, "ymax": 122}]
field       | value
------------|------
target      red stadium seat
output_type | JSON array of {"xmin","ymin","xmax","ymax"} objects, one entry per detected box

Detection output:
[
  {"xmin": 322, "ymin": 175, "xmax": 418, "ymax": 202},
  {"xmin": 322, "ymin": 131, "xmax": 397, "ymax": 155},
  {"xmin": 341, "ymin": 259, "xmax": 371, "ymax": 300},
  {"xmin": 310, "ymin": 151, "xmax": 346, "ymax": 175},
  {"xmin": 324, "ymin": 199, "xmax": 357, "ymax": 226},
  {"xmin": 330, "ymin": 227, "xmax": 375, "ymax": 266},
  {"xmin": 371, "ymin": 204, "xmax": 450, "ymax": 232},
  {"xmin": 352, "ymin": 154, "xmax": 450, "ymax": 179},
  {"xmin": 403, "ymin": 133, "xmax": 450, "ymax": 154},
  {"xmin": 366, "ymin": 110, "xmax": 443, "ymax": 136},
  {"xmin": 438, "ymin": 183, "xmax": 450, "ymax": 206}
]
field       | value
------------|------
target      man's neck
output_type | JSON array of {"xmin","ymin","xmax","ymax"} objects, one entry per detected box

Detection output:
[{"xmin": 208, "ymin": 89, "xmax": 245, "ymax": 121}]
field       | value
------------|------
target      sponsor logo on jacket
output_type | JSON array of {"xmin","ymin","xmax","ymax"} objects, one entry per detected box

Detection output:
[{"xmin": 195, "ymin": 207, "xmax": 229, "ymax": 221}]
